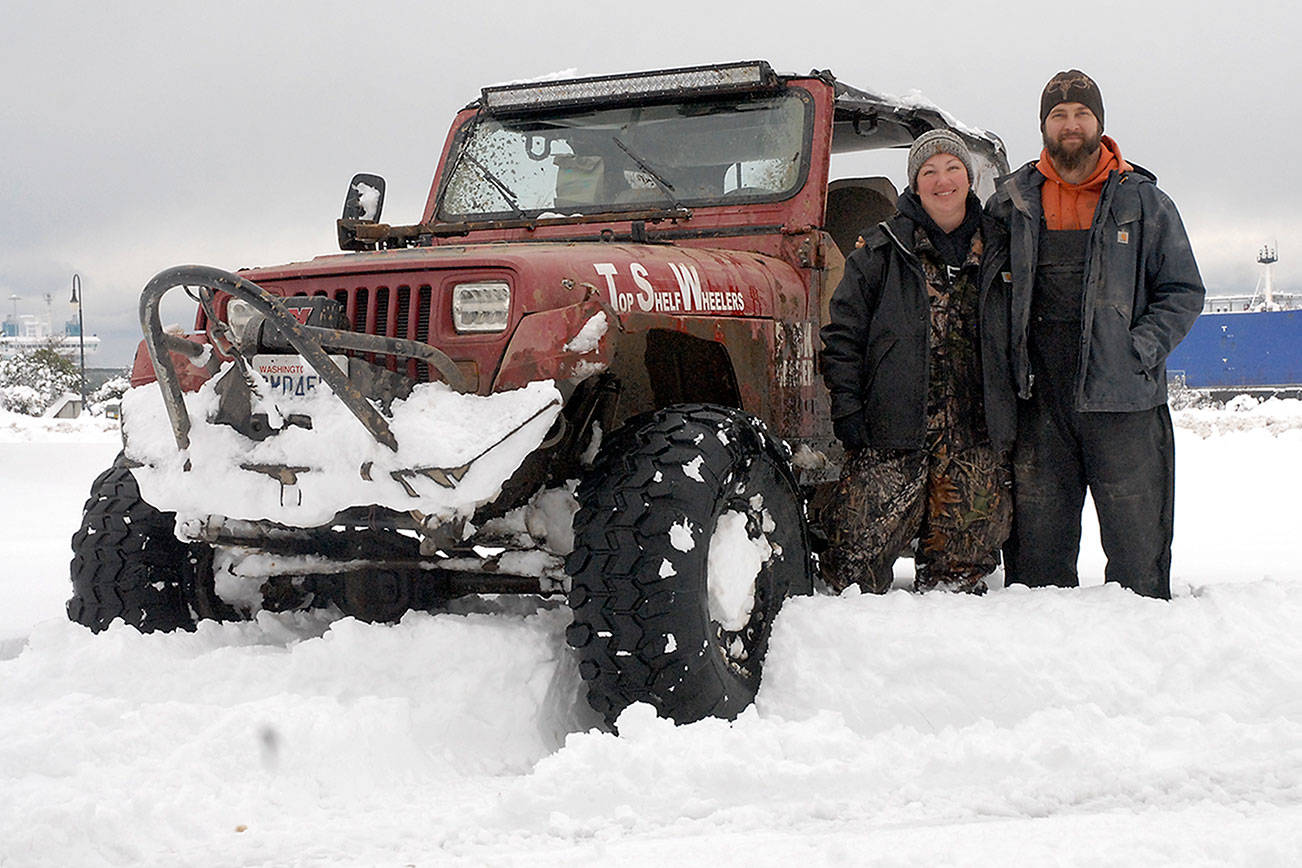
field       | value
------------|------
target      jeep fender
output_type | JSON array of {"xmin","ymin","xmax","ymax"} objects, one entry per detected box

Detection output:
[{"xmin": 493, "ymin": 294, "xmax": 617, "ymax": 391}]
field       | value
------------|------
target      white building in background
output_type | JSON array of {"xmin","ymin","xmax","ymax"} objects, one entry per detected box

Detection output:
[{"xmin": 2, "ymin": 295, "xmax": 100, "ymax": 360}]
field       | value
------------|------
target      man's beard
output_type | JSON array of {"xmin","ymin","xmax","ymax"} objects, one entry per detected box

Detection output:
[{"xmin": 1044, "ymin": 129, "xmax": 1102, "ymax": 173}]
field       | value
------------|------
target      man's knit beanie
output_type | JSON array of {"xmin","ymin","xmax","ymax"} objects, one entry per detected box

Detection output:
[
  {"xmin": 907, "ymin": 129, "xmax": 974, "ymax": 192},
  {"xmin": 1040, "ymin": 69, "xmax": 1104, "ymax": 130}
]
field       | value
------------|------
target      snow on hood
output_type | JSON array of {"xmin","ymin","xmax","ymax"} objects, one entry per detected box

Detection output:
[{"xmin": 121, "ymin": 366, "xmax": 563, "ymax": 527}]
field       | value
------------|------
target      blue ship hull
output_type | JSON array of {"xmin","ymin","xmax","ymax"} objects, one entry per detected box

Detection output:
[{"xmin": 1166, "ymin": 309, "xmax": 1302, "ymax": 388}]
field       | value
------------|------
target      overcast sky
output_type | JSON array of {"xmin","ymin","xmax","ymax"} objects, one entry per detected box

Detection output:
[{"xmin": 3, "ymin": 0, "xmax": 1296, "ymax": 365}]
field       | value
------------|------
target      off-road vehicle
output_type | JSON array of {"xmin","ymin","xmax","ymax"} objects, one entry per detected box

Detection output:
[{"xmin": 69, "ymin": 61, "xmax": 1006, "ymax": 724}]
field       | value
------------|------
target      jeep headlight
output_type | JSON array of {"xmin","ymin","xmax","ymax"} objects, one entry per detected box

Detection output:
[
  {"xmin": 225, "ymin": 298, "xmax": 265, "ymax": 349},
  {"xmin": 452, "ymin": 282, "xmax": 511, "ymax": 333}
]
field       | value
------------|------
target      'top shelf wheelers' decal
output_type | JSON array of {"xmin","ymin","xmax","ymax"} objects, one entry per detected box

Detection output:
[{"xmin": 592, "ymin": 262, "xmax": 746, "ymax": 315}]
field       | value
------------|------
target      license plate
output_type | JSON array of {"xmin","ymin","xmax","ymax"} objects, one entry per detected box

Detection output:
[{"xmin": 252, "ymin": 354, "xmax": 349, "ymax": 397}]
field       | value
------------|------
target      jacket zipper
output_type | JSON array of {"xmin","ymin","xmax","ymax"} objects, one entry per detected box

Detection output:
[
  {"xmin": 1005, "ymin": 179, "xmax": 1039, "ymax": 398},
  {"xmin": 1076, "ymin": 171, "xmax": 1122, "ymax": 407},
  {"xmin": 879, "ymin": 221, "xmax": 931, "ymax": 436}
]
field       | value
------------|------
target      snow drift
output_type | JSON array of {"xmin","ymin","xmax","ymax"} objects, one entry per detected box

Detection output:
[{"xmin": 2, "ymin": 400, "xmax": 1302, "ymax": 864}]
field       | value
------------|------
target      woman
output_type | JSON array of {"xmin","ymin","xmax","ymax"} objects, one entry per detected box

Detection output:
[{"xmin": 820, "ymin": 129, "xmax": 1015, "ymax": 594}]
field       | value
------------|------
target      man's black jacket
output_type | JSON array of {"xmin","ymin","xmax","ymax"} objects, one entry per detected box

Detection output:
[{"xmin": 985, "ymin": 161, "xmax": 1205, "ymax": 410}]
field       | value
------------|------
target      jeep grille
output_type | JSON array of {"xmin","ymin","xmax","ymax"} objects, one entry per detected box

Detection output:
[{"xmin": 330, "ymin": 283, "xmax": 435, "ymax": 380}]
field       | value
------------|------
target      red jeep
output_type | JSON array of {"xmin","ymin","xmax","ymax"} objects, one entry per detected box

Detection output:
[{"xmin": 69, "ymin": 62, "xmax": 1006, "ymax": 724}]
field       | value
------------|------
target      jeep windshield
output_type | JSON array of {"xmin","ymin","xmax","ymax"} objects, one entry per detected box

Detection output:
[{"xmin": 435, "ymin": 89, "xmax": 813, "ymax": 222}]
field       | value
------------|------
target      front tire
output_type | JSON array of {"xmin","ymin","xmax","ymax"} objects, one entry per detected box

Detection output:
[
  {"xmin": 68, "ymin": 454, "xmax": 204, "ymax": 633},
  {"xmin": 565, "ymin": 404, "xmax": 813, "ymax": 725}
]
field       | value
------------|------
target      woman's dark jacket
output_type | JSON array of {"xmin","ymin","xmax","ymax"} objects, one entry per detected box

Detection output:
[{"xmin": 819, "ymin": 206, "xmax": 1016, "ymax": 452}]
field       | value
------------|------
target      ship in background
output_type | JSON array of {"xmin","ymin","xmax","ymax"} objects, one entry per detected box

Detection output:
[
  {"xmin": 1, "ymin": 293, "xmax": 100, "ymax": 360},
  {"xmin": 1166, "ymin": 242, "xmax": 1302, "ymax": 397}
]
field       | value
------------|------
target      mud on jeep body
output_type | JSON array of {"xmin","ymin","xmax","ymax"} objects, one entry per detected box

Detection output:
[{"xmin": 69, "ymin": 62, "xmax": 1006, "ymax": 725}]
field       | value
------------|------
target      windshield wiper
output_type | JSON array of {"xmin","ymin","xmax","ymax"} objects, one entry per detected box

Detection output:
[
  {"xmin": 431, "ymin": 120, "xmax": 476, "ymax": 221},
  {"xmin": 462, "ymin": 153, "xmax": 526, "ymax": 219},
  {"xmin": 612, "ymin": 136, "xmax": 683, "ymax": 209}
]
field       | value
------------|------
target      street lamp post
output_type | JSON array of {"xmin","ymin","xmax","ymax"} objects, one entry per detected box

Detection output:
[{"xmin": 70, "ymin": 273, "xmax": 86, "ymax": 414}]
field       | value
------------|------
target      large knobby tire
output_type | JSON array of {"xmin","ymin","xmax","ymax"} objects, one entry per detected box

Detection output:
[
  {"xmin": 565, "ymin": 404, "xmax": 813, "ymax": 725},
  {"xmin": 67, "ymin": 454, "xmax": 203, "ymax": 633}
]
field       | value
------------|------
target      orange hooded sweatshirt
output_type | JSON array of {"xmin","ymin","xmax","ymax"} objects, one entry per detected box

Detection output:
[{"xmin": 1037, "ymin": 135, "xmax": 1132, "ymax": 230}]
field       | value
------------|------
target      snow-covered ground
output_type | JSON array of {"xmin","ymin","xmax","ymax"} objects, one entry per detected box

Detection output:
[{"xmin": 2, "ymin": 400, "xmax": 1301, "ymax": 866}]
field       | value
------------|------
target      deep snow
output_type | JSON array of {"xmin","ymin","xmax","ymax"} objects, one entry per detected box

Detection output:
[{"xmin": 1, "ymin": 401, "xmax": 1301, "ymax": 866}]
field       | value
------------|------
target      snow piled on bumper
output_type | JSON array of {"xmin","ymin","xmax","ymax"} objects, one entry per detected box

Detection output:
[{"xmin": 121, "ymin": 368, "xmax": 563, "ymax": 527}]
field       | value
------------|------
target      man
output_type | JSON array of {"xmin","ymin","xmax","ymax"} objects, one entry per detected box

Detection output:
[{"xmin": 987, "ymin": 70, "xmax": 1204, "ymax": 599}]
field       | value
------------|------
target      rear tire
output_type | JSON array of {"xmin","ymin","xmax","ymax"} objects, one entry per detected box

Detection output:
[
  {"xmin": 565, "ymin": 404, "xmax": 812, "ymax": 725},
  {"xmin": 68, "ymin": 454, "xmax": 202, "ymax": 633}
]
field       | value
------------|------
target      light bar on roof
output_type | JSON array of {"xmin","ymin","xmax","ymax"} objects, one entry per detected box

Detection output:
[{"xmin": 481, "ymin": 61, "xmax": 779, "ymax": 114}]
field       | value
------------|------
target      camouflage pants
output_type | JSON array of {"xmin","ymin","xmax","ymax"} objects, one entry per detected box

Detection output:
[{"xmin": 823, "ymin": 441, "xmax": 1011, "ymax": 594}]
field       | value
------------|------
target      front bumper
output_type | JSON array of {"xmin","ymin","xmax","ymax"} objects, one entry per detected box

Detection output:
[{"xmin": 125, "ymin": 265, "xmax": 563, "ymax": 530}]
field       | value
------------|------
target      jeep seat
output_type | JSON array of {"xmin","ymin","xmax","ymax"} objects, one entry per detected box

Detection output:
[{"xmin": 825, "ymin": 177, "xmax": 899, "ymax": 259}]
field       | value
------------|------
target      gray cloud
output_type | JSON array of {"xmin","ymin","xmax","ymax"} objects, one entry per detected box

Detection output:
[{"xmin": 3, "ymin": 0, "xmax": 1294, "ymax": 364}]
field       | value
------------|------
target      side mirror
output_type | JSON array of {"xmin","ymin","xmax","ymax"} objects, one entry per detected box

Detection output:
[
  {"xmin": 342, "ymin": 173, "xmax": 385, "ymax": 222},
  {"xmin": 338, "ymin": 173, "xmax": 386, "ymax": 250}
]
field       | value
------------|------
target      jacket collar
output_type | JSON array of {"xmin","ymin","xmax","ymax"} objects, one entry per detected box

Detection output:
[
  {"xmin": 996, "ymin": 157, "xmax": 1158, "ymax": 218},
  {"xmin": 864, "ymin": 212, "xmax": 918, "ymax": 256},
  {"xmin": 998, "ymin": 162, "xmax": 1045, "ymax": 219}
]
